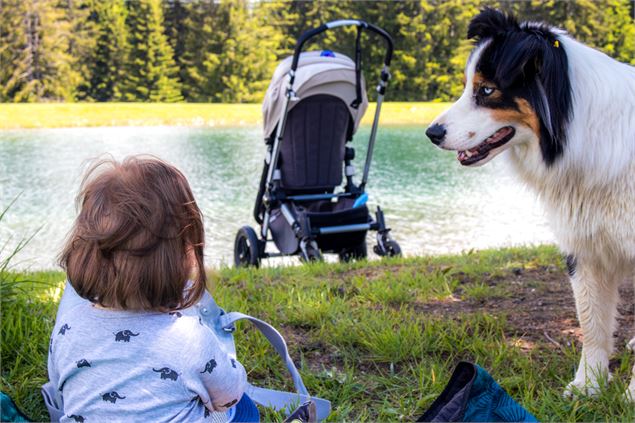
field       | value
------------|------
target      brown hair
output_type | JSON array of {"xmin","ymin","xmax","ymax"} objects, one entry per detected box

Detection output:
[{"xmin": 59, "ymin": 155, "xmax": 206, "ymax": 311}]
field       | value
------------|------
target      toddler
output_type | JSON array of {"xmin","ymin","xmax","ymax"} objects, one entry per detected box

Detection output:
[{"xmin": 46, "ymin": 156, "xmax": 247, "ymax": 422}]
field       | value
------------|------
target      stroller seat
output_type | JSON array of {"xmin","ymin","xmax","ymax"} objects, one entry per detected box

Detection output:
[{"xmin": 278, "ymin": 95, "xmax": 350, "ymax": 192}]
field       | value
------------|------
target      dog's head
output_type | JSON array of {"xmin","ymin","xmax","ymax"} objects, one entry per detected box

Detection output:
[{"xmin": 426, "ymin": 8, "xmax": 572, "ymax": 167}]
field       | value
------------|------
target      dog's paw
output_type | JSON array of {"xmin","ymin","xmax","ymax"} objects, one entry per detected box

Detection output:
[{"xmin": 563, "ymin": 379, "xmax": 601, "ymax": 398}]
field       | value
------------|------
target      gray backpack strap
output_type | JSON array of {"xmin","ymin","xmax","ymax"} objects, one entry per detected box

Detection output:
[
  {"xmin": 41, "ymin": 380, "xmax": 63, "ymax": 422},
  {"xmin": 245, "ymin": 385, "xmax": 331, "ymax": 422},
  {"xmin": 220, "ymin": 312, "xmax": 331, "ymax": 421},
  {"xmin": 220, "ymin": 312, "xmax": 308, "ymax": 396}
]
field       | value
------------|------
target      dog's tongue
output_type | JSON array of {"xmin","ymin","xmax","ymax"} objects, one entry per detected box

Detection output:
[{"xmin": 487, "ymin": 127, "xmax": 513, "ymax": 144}]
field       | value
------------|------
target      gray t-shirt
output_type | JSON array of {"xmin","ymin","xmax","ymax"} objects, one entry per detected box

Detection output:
[{"xmin": 47, "ymin": 293, "xmax": 247, "ymax": 423}]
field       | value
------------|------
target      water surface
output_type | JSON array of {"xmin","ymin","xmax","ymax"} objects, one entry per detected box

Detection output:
[{"xmin": 0, "ymin": 125, "xmax": 553, "ymax": 269}]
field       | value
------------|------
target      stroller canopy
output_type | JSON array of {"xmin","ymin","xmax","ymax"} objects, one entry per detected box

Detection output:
[{"xmin": 262, "ymin": 51, "xmax": 369, "ymax": 139}]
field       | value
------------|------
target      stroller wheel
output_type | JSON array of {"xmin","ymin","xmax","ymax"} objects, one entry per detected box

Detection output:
[
  {"xmin": 234, "ymin": 226, "xmax": 262, "ymax": 268},
  {"xmin": 338, "ymin": 241, "xmax": 367, "ymax": 263},
  {"xmin": 374, "ymin": 234, "xmax": 402, "ymax": 258},
  {"xmin": 384, "ymin": 240, "xmax": 401, "ymax": 257},
  {"xmin": 300, "ymin": 239, "xmax": 322, "ymax": 263}
]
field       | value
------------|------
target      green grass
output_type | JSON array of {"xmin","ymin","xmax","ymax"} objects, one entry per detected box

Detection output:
[
  {"xmin": 0, "ymin": 102, "xmax": 450, "ymax": 130},
  {"xmin": 2, "ymin": 245, "xmax": 633, "ymax": 421}
]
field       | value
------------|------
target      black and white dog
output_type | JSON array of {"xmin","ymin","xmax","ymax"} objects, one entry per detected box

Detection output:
[{"xmin": 426, "ymin": 8, "xmax": 635, "ymax": 399}]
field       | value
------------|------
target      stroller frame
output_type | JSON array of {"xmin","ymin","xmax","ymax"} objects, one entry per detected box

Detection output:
[{"xmin": 235, "ymin": 20, "xmax": 400, "ymax": 266}]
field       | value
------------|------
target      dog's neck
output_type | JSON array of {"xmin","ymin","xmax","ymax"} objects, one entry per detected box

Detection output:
[
  {"xmin": 504, "ymin": 36, "xmax": 635, "ymax": 256},
  {"xmin": 508, "ymin": 35, "xmax": 635, "ymax": 194}
]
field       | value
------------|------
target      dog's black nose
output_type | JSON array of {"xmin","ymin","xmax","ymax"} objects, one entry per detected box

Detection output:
[{"xmin": 426, "ymin": 124, "xmax": 446, "ymax": 145}]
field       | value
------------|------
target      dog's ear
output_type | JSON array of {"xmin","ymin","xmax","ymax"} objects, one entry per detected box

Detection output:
[
  {"xmin": 494, "ymin": 33, "xmax": 546, "ymax": 88},
  {"xmin": 530, "ymin": 32, "xmax": 572, "ymax": 165},
  {"xmin": 467, "ymin": 7, "xmax": 518, "ymax": 41},
  {"xmin": 492, "ymin": 23, "xmax": 559, "ymax": 86},
  {"xmin": 494, "ymin": 27, "xmax": 572, "ymax": 165}
]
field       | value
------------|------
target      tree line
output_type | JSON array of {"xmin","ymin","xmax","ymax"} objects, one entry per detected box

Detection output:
[{"xmin": 1, "ymin": 0, "xmax": 633, "ymax": 103}]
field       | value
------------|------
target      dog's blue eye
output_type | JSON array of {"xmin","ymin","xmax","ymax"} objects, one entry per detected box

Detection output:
[{"xmin": 480, "ymin": 86, "xmax": 495, "ymax": 96}]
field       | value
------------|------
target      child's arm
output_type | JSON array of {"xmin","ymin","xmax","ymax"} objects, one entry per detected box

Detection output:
[
  {"xmin": 198, "ymin": 347, "xmax": 248, "ymax": 411},
  {"xmin": 187, "ymin": 323, "xmax": 248, "ymax": 412},
  {"xmin": 46, "ymin": 282, "xmax": 86, "ymax": 394}
]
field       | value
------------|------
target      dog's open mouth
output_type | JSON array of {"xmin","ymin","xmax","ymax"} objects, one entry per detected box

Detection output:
[{"xmin": 457, "ymin": 126, "xmax": 516, "ymax": 165}]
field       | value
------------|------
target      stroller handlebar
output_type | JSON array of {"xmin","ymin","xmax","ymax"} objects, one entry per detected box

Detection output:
[{"xmin": 291, "ymin": 20, "xmax": 394, "ymax": 72}]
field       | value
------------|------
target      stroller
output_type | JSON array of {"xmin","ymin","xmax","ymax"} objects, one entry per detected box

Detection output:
[{"xmin": 234, "ymin": 20, "xmax": 401, "ymax": 266}]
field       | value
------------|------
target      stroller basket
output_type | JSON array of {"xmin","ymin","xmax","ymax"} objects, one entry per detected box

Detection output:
[{"xmin": 270, "ymin": 198, "xmax": 370, "ymax": 255}]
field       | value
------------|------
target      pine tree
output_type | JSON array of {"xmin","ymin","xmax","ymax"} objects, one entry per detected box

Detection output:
[
  {"xmin": 58, "ymin": 0, "xmax": 96, "ymax": 100},
  {"xmin": 180, "ymin": 0, "xmax": 223, "ymax": 101},
  {"xmin": 163, "ymin": 0, "xmax": 189, "ymax": 87},
  {"xmin": 0, "ymin": 0, "xmax": 79, "ymax": 101},
  {"xmin": 122, "ymin": 0, "xmax": 182, "ymax": 102},
  {"xmin": 0, "ymin": 0, "xmax": 28, "ymax": 101},
  {"xmin": 84, "ymin": 0, "xmax": 129, "ymax": 101},
  {"xmin": 215, "ymin": 0, "xmax": 283, "ymax": 102},
  {"xmin": 183, "ymin": 0, "xmax": 283, "ymax": 103}
]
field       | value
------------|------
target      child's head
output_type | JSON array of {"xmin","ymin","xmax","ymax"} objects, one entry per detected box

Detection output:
[{"xmin": 59, "ymin": 155, "xmax": 206, "ymax": 311}]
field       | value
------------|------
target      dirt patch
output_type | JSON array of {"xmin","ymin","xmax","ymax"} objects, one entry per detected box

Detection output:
[
  {"xmin": 414, "ymin": 266, "xmax": 634, "ymax": 351},
  {"xmin": 341, "ymin": 263, "xmax": 412, "ymax": 282},
  {"xmin": 268, "ymin": 265, "xmax": 633, "ymax": 377},
  {"xmin": 277, "ymin": 324, "xmax": 347, "ymax": 373}
]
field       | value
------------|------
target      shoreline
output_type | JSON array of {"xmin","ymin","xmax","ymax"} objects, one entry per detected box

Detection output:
[{"xmin": 0, "ymin": 102, "xmax": 449, "ymax": 130}]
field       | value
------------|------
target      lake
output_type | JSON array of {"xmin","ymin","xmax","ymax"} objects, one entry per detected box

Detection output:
[{"xmin": 0, "ymin": 125, "xmax": 554, "ymax": 270}]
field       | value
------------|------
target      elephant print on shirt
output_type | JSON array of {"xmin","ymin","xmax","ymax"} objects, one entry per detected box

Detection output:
[
  {"xmin": 114, "ymin": 330, "xmax": 139, "ymax": 342},
  {"xmin": 76, "ymin": 359, "xmax": 91, "ymax": 368},
  {"xmin": 153, "ymin": 367, "xmax": 179, "ymax": 381},
  {"xmin": 200, "ymin": 358, "xmax": 217, "ymax": 374},
  {"xmin": 58, "ymin": 324, "xmax": 71, "ymax": 335},
  {"xmin": 67, "ymin": 415, "xmax": 85, "ymax": 422},
  {"xmin": 101, "ymin": 391, "xmax": 126, "ymax": 403}
]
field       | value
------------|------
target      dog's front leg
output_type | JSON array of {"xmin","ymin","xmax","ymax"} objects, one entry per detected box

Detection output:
[
  {"xmin": 628, "ymin": 336, "xmax": 635, "ymax": 401},
  {"xmin": 627, "ymin": 274, "xmax": 635, "ymax": 402},
  {"xmin": 564, "ymin": 257, "xmax": 619, "ymax": 397}
]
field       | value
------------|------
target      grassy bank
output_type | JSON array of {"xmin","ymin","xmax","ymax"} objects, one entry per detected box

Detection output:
[
  {"xmin": 0, "ymin": 102, "xmax": 449, "ymax": 130},
  {"xmin": 1, "ymin": 245, "xmax": 633, "ymax": 422}
]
